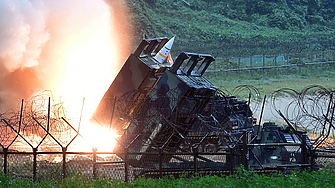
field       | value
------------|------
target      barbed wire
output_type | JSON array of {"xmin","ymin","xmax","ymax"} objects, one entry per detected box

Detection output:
[
  {"xmin": 0, "ymin": 91, "xmax": 78, "ymax": 148},
  {"xmin": 270, "ymin": 85, "xmax": 335, "ymax": 140},
  {"xmin": 2, "ymin": 85, "xmax": 335, "ymax": 151}
]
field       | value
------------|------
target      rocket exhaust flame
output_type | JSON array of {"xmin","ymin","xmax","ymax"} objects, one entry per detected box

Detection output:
[
  {"xmin": 0, "ymin": 93, "xmax": 120, "ymax": 156},
  {"xmin": 0, "ymin": 0, "xmax": 133, "ymax": 153}
]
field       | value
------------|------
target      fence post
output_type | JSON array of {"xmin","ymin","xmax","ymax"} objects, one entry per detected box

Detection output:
[
  {"xmin": 62, "ymin": 147, "xmax": 67, "ymax": 179},
  {"xmin": 250, "ymin": 56, "xmax": 253, "ymax": 77},
  {"xmin": 3, "ymin": 148, "xmax": 8, "ymax": 175},
  {"xmin": 33, "ymin": 148, "xmax": 37, "ymax": 182},
  {"xmin": 229, "ymin": 147, "xmax": 234, "ymax": 175},
  {"xmin": 322, "ymin": 51, "xmax": 325, "ymax": 61},
  {"xmin": 310, "ymin": 52, "xmax": 313, "ymax": 72},
  {"xmin": 124, "ymin": 148, "xmax": 128, "ymax": 183},
  {"xmin": 238, "ymin": 57, "xmax": 241, "ymax": 76},
  {"xmin": 310, "ymin": 149, "xmax": 316, "ymax": 171},
  {"xmin": 298, "ymin": 53, "xmax": 301, "ymax": 74},
  {"xmin": 262, "ymin": 55, "xmax": 265, "ymax": 76},
  {"xmin": 242, "ymin": 130, "xmax": 248, "ymax": 170},
  {"xmin": 159, "ymin": 148, "xmax": 162, "ymax": 178},
  {"xmin": 213, "ymin": 59, "xmax": 216, "ymax": 77},
  {"xmin": 193, "ymin": 147, "xmax": 197, "ymax": 175},
  {"xmin": 301, "ymin": 135, "xmax": 307, "ymax": 171},
  {"xmin": 286, "ymin": 54, "xmax": 289, "ymax": 75},
  {"xmin": 93, "ymin": 148, "xmax": 97, "ymax": 179},
  {"xmin": 275, "ymin": 55, "xmax": 277, "ymax": 76},
  {"xmin": 225, "ymin": 58, "xmax": 228, "ymax": 78}
]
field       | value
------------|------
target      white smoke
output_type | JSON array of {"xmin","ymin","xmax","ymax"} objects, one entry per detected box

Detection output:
[
  {"xmin": 0, "ymin": 0, "xmax": 50, "ymax": 72},
  {"xmin": 0, "ymin": 0, "xmax": 133, "ymax": 111}
]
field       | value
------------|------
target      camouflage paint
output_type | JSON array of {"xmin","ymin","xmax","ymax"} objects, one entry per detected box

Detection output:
[{"xmin": 91, "ymin": 38, "xmax": 172, "ymax": 128}]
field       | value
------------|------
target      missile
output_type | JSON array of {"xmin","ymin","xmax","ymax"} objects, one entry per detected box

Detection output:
[{"xmin": 153, "ymin": 36, "xmax": 175, "ymax": 64}]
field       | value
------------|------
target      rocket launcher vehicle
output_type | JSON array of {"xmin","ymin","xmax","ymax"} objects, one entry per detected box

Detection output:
[
  {"xmin": 92, "ymin": 36, "xmax": 217, "ymax": 165},
  {"xmin": 92, "ymin": 37, "xmax": 317, "ymax": 172},
  {"xmin": 92, "ymin": 37, "xmax": 174, "ymax": 128}
]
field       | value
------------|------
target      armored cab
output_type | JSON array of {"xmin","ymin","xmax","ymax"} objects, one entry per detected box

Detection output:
[{"xmin": 249, "ymin": 122, "xmax": 316, "ymax": 170}]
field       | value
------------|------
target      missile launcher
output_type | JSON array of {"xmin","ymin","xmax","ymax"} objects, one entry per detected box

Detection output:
[{"xmin": 92, "ymin": 37, "xmax": 317, "ymax": 174}]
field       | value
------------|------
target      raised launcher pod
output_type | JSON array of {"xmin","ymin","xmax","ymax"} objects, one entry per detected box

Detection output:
[
  {"xmin": 92, "ymin": 37, "xmax": 173, "ymax": 128},
  {"xmin": 114, "ymin": 52, "xmax": 217, "ymax": 167}
]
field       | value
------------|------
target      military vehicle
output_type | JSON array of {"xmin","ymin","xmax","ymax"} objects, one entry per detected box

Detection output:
[{"xmin": 92, "ymin": 37, "xmax": 317, "ymax": 176}]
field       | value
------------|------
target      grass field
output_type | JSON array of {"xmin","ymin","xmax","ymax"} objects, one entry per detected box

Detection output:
[
  {"xmin": 1, "ymin": 167, "xmax": 335, "ymax": 188},
  {"xmin": 207, "ymin": 72, "xmax": 335, "ymax": 97}
]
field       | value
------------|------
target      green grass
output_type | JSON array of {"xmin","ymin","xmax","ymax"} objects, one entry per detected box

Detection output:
[{"xmin": 1, "ymin": 168, "xmax": 335, "ymax": 188}]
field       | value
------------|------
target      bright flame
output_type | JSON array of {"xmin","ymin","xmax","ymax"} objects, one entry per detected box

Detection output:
[
  {"xmin": 44, "ymin": 1, "xmax": 132, "ymax": 153},
  {"xmin": 73, "ymin": 122, "xmax": 119, "ymax": 152},
  {"xmin": 57, "ymin": 24, "xmax": 119, "ymax": 153},
  {"xmin": 52, "ymin": 14, "xmax": 117, "ymax": 120}
]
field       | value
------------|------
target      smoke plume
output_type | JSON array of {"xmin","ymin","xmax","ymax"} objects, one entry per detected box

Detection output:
[{"xmin": 0, "ymin": 0, "xmax": 133, "ymax": 112}]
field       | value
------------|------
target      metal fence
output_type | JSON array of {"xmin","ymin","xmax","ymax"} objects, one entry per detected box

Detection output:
[
  {"xmin": 0, "ymin": 127, "xmax": 315, "ymax": 182},
  {"xmin": 1, "ymin": 98, "xmax": 335, "ymax": 183},
  {"xmin": 207, "ymin": 50, "xmax": 335, "ymax": 77},
  {"xmin": 173, "ymin": 38, "xmax": 335, "ymax": 58}
]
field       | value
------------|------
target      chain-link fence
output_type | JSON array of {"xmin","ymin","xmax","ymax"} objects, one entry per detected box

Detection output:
[{"xmin": 0, "ymin": 123, "xmax": 323, "ymax": 183}]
